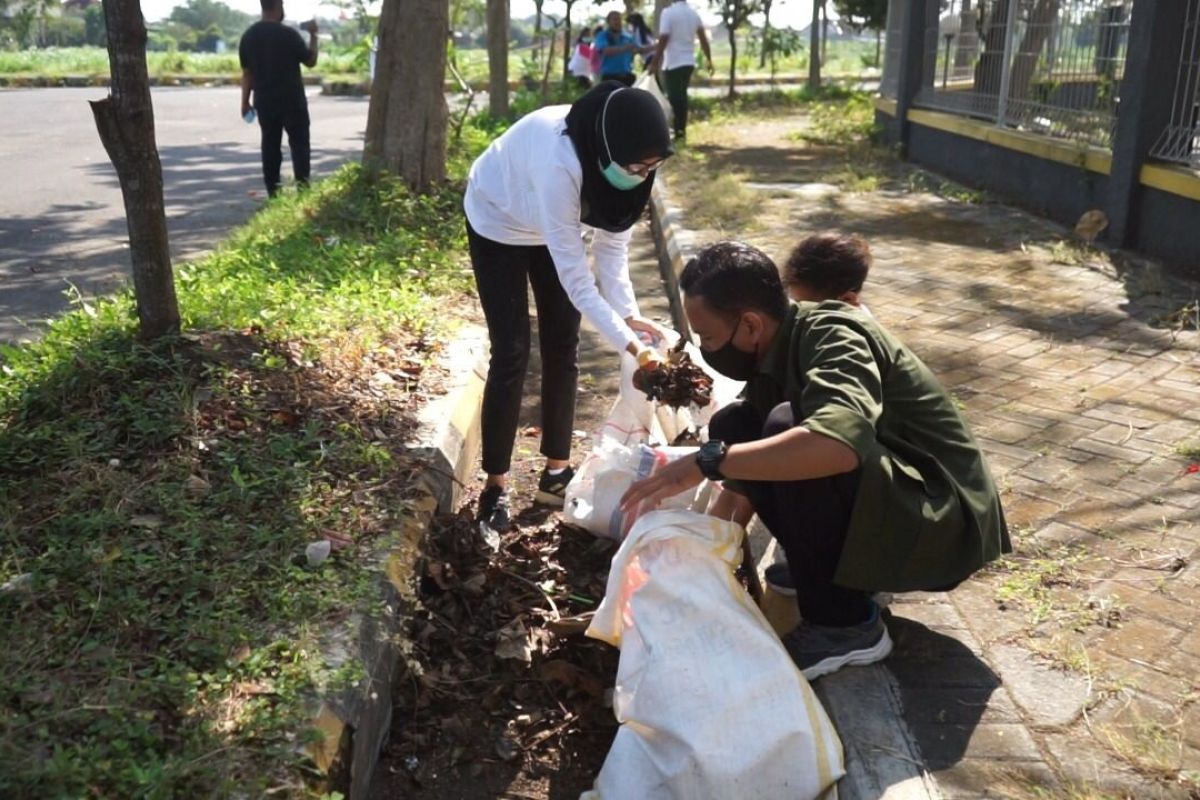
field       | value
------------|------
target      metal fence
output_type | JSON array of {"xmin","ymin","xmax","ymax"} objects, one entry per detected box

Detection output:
[
  {"xmin": 880, "ymin": 0, "xmax": 904, "ymax": 98},
  {"xmin": 1148, "ymin": 0, "xmax": 1200, "ymax": 166},
  {"xmin": 907, "ymin": 0, "xmax": 1133, "ymax": 149}
]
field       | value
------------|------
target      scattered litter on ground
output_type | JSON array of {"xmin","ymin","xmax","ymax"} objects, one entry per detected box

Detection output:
[{"xmin": 371, "ymin": 485, "xmax": 620, "ymax": 799}]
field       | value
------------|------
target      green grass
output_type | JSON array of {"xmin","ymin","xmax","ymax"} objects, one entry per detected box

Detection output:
[
  {"xmin": 798, "ymin": 91, "xmax": 877, "ymax": 144},
  {"xmin": 683, "ymin": 172, "xmax": 764, "ymax": 231},
  {"xmin": 0, "ymin": 125, "xmax": 493, "ymax": 796},
  {"xmin": 3, "ymin": 37, "xmax": 881, "ymax": 84},
  {"xmin": 0, "ymin": 46, "xmax": 362, "ymax": 78},
  {"xmin": 707, "ymin": 36, "xmax": 881, "ymax": 80},
  {"xmin": 687, "ymin": 82, "xmax": 860, "ymax": 123}
]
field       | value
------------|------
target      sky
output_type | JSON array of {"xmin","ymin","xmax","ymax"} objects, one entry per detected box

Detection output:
[{"xmin": 138, "ymin": 0, "xmax": 824, "ymax": 35}]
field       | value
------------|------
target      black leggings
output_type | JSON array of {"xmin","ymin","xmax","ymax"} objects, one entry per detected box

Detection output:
[
  {"xmin": 710, "ymin": 400, "xmax": 874, "ymax": 627},
  {"xmin": 258, "ymin": 105, "xmax": 310, "ymax": 197},
  {"xmin": 467, "ymin": 221, "xmax": 582, "ymax": 476}
]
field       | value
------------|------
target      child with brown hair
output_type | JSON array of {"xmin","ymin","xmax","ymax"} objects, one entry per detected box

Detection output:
[{"xmin": 781, "ymin": 233, "xmax": 871, "ymax": 307}]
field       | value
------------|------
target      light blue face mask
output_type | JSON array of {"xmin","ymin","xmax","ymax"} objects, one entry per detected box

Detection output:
[
  {"xmin": 602, "ymin": 160, "xmax": 646, "ymax": 190},
  {"xmin": 598, "ymin": 89, "xmax": 649, "ymax": 191}
]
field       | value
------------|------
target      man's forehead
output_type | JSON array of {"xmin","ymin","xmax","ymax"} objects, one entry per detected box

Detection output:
[{"xmin": 684, "ymin": 294, "xmax": 722, "ymax": 327}]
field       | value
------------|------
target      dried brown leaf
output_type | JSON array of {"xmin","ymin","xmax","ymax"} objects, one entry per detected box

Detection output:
[
  {"xmin": 537, "ymin": 659, "xmax": 606, "ymax": 698},
  {"xmin": 495, "ymin": 618, "xmax": 533, "ymax": 662}
]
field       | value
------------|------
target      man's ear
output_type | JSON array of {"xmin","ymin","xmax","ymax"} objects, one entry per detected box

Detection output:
[
  {"xmin": 742, "ymin": 310, "xmax": 767, "ymax": 342},
  {"xmin": 839, "ymin": 290, "xmax": 861, "ymax": 307}
]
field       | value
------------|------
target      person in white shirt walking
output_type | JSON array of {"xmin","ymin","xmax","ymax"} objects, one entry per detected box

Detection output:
[
  {"xmin": 568, "ymin": 28, "xmax": 595, "ymax": 89},
  {"xmin": 653, "ymin": 0, "xmax": 713, "ymax": 141},
  {"xmin": 463, "ymin": 83, "xmax": 674, "ymax": 532}
]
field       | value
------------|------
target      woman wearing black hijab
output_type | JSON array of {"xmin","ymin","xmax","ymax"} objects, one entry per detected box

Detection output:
[{"xmin": 463, "ymin": 82, "xmax": 673, "ymax": 532}]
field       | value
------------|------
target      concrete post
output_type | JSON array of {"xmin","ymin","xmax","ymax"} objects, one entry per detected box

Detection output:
[
  {"xmin": 1106, "ymin": 0, "xmax": 1187, "ymax": 246},
  {"xmin": 894, "ymin": 0, "xmax": 934, "ymax": 154}
]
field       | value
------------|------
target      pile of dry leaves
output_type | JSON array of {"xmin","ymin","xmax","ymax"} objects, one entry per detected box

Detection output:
[
  {"xmin": 372, "ymin": 499, "xmax": 621, "ymax": 799},
  {"xmin": 632, "ymin": 345, "xmax": 714, "ymax": 409}
]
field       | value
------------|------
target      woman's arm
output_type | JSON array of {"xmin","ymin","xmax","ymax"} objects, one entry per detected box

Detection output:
[{"xmin": 533, "ymin": 166, "xmax": 644, "ymax": 355}]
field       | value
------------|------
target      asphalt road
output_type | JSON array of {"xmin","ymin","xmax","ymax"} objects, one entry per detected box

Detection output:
[
  {"xmin": 0, "ymin": 80, "xmax": 879, "ymax": 344},
  {"xmin": 0, "ymin": 86, "xmax": 370, "ymax": 343}
]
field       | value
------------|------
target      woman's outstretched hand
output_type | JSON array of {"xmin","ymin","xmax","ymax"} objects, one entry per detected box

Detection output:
[{"xmin": 626, "ymin": 316, "xmax": 669, "ymax": 344}]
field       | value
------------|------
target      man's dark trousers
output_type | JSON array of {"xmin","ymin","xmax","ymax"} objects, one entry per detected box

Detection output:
[
  {"xmin": 663, "ymin": 65, "xmax": 695, "ymax": 137},
  {"xmin": 709, "ymin": 400, "xmax": 874, "ymax": 627},
  {"xmin": 258, "ymin": 105, "xmax": 310, "ymax": 197}
]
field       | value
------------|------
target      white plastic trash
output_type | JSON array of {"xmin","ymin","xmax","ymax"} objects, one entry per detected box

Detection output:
[{"xmin": 563, "ymin": 441, "xmax": 709, "ymax": 540}]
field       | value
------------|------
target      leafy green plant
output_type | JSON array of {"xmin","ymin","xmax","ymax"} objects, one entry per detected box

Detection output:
[
  {"xmin": 800, "ymin": 92, "xmax": 877, "ymax": 144},
  {"xmin": 755, "ymin": 26, "xmax": 804, "ymax": 80}
]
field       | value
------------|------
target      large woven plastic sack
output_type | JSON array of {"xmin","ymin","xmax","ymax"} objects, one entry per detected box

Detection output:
[
  {"xmin": 563, "ymin": 442, "xmax": 711, "ymax": 540},
  {"xmin": 582, "ymin": 510, "xmax": 845, "ymax": 800}
]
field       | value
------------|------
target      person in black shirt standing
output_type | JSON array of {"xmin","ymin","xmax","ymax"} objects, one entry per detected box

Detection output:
[{"xmin": 239, "ymin": 0, "xmax": 319, "ymax": 197}]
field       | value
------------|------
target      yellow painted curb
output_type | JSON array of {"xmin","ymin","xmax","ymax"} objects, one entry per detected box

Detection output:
[
  {"xmin": 1140, "ymin": 162, "xmax": 1200, "ymax": 202},
  {"xmin": 906, "ymin": 107, "xmax": 1112, "ymax": 175},
  {"xmin": 308, "ymin": 703, "xmax": 350, "ymax": 775},
  {"xmin": 298, "ymin": 327, "xmax": 487, "ymax": 800}
]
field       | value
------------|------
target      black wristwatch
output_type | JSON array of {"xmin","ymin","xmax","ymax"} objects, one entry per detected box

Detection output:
[{"xmin": 696, "ymin": 439, "xmax": 728, "ymax": 481}]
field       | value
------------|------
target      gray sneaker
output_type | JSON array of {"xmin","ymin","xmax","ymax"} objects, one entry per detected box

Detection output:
[{"xmin": 782, "ymin": 608, "xmax": 894, "ymax": 681}]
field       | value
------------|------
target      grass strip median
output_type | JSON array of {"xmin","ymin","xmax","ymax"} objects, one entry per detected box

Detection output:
[{"xmin": 0, "ymin": 125, "xmax": 494, "ymax": 797}]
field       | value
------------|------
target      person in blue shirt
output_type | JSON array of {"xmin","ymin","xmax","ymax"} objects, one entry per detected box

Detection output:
[{"xmin": 594, "ymin": 11, "xmax": 642, "ymax": 86}]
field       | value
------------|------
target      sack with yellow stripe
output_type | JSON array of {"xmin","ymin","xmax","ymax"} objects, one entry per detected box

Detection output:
[{"xmin": 581, "ymin": 510, "xmax": 844, "ymax": 800}]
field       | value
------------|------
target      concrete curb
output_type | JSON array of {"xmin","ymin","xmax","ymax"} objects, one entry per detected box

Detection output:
[
  {"xmin": 0, "ymin": 74, "xmax": 325, "ymax": 89},
  {"xmin": 648, "ymin": 175, "xmax": 695, "ymax": 342},
  {"xmin": 648, "ymin": 175, "xmax": 941, "ymax": 800},
  {"xmin": 304, "ymin": 325, "xmax": 488, "ymax": 800}
]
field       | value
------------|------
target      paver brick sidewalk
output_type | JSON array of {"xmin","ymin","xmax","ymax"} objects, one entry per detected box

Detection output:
[{"xmin": 658, "ymin": 112, "xmax": 1200, "ymax": 799}]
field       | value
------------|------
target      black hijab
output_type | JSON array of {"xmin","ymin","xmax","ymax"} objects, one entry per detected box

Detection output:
[{"xmin": 564, "ymin": 81, "xmax": 673, "ymax": 233}]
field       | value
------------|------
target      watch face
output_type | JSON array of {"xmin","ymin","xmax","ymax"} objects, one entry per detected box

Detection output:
[{"xmin": 698, "ymin": 440, "xmax": 724, "ymax": 479}]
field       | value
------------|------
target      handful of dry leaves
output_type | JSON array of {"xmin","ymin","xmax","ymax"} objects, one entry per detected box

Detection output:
[{"xmin": 632, "ymin": 342, "xmax": 714, "ymax": 409}]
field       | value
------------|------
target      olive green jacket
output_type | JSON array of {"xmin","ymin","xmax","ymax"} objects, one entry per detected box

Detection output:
[{"xmin": 744, "ymin": 302, "xmax": 1010, "ymax": 592}]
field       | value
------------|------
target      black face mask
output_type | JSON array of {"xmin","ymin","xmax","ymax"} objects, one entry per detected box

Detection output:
[{"xmin": 701, "ymin": 320, "xmax": 757, "ymax": 381}]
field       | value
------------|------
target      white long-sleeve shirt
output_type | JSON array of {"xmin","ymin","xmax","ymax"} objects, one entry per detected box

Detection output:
[{"xmin": 464, "ymin": 105, "xmax": 641, "ymax": 353}]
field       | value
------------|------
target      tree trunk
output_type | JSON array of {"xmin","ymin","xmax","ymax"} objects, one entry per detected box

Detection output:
[
  {"xmin": 89, "ymin": 0, "xmax": 179, "ymax": 340},
  {"xmin": 821, "ymin": 2, "xmax": 828, "ymax": 66},
  {"xmin": 728, "ymin": 23, "xmax": 738, "ymax": 99},
  {"xmin": 562, "ymin": 13, "xmax": 572, "ymax": 81},
  {"xmin": 487, "ymin": 0, "xmax": 509, "ymax": 116},
  {"xmin": 1007, "ymin": 0, "xmax": 1059, "ymax": 101},
  {"xmin": 541, "ymin": 25, "xmax": 557, "ymax": 96},
  {"xmin": 759, "ymin": 0, "xmax": 773, "ymax": 69},
  {"xmin": 808, "ymin": 0, "xmax": 822, "ymax": 90},
  {"xmin": 364, "ymin": 0, "xmax": 449, "ymax": 191},
  {"xmin": 973, "ymin": 0, "xmax": 1009, "ymax": 95},
  {"xmin": 954, "ymin": 0, "xmax": 977, "ymax": 69},
  {"xmin": 534, "ymin": 0, "xmax": 544, "ymax": 66},
  {"xmin": 875, "ymin": 27, "xmax": 881, "ymax": 67}
]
